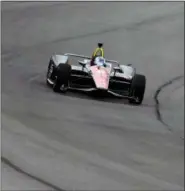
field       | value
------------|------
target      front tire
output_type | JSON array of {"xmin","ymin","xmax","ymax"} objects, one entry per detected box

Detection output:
[
  {"xmin": 53, "ymin": 76, "xmax": 61, "ymax": 92},
  {"xmin": 129, "ymin": 74, "xmax": 146, "ymax": 105},
  {"xmin": 52, "ymin": 63, "xmax": 71, "ymax": 93},
  {"xmin": 46, "ymin": 60, "xmax": 55, "ymax": 86}
]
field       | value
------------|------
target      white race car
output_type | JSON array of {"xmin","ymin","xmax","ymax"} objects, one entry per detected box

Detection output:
[{"xmin": 46, "ymin": 53, "xmax": 146, "ymax": 105}]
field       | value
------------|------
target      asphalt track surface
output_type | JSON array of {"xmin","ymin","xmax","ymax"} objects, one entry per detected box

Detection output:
[
  {"xmin": 1, "ymin": 160, "xmax": 50, "ymax": 190},
  {"xmin": 1, "ymin": 2, "xmax": 184, "ymax": 190}
]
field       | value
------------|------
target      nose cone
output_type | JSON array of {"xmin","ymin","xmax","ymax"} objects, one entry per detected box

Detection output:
[{"xmin": 90, "ymin": 66, "xmax": 109, "ymax": 90}]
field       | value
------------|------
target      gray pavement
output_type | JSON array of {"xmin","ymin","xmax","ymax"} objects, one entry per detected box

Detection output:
[
  {"xmin": 1, "ymin": 161, "xmax": 51, "ymax": 191},
  {"xmin": 1, "ymin": 2, "xmax": 184, "ymax": 190}
]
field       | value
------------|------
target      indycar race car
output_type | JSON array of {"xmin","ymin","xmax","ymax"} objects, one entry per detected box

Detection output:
[{"xmin": 46, "ymin": 53, "xmax": 146, "ymax": 105}]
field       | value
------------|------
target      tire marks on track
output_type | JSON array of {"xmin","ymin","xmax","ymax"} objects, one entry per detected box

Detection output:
[
  {"xmin": 1, "ymin": 157, "xmax": 64, "ymax": 191},
  {"xmin": 154, "ymin": 75, "xmax": 184, "ymax": 135}
]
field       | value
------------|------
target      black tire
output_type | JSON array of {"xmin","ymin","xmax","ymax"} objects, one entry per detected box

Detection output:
[
  {"xmin": 129, "ymin": 74, "xmax": 146, "ymax": 105},
  {"xmin": 46, "ymin": 59, "xmax": 55, "ymax": 86},
  {"xmin": 53, "ymin": 76, "xmax": 61, "ymax": 92},
  {"xmin": 53, "ymin": 63, "xmax": 71, "ymax": 93}
]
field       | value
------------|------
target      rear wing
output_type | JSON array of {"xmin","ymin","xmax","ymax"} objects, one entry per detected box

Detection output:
[{"xmin": 64, "ymin": 53, "xmax": 119, "ymax": 64}]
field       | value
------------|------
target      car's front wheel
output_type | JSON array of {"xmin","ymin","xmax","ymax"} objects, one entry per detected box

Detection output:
[
  {"xmin": 53, "ymin": 76, "xmax": 61, "ymax": 92},
  {"xmin": 46, "ymin": 60, "xmax": 55, "ymax": 86},
  {"xmin": 129, "ymin": 74, "xmax": 146, "ymax": 105},
  {"xmin": 52, "ymin": 63, "xmax": 71, "ymax": 93}
]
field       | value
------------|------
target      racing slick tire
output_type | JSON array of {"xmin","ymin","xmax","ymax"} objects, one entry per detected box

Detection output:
[
  {"xmin": 129, "ymin": 74, "xmax": 146, "ymax": 105},
  {"xmin": 46, "ymin": 59, "xmax": 55, "ymax": 86},
  {"xmin": 53, "ymin": 64, "xmax": 71, "ymax": 93}
]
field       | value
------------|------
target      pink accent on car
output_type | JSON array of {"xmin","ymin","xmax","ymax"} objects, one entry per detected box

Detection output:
[{"xmin": 90, "ymin": 65, "xmax": 111, "ymax": 90}]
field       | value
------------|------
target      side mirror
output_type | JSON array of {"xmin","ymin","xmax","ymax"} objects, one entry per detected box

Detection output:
[
  {"xmin": 78, "ymin": 60, "xmax": 86, "ymax": 68},
  {"xmin": 113, "ymin": 66, "xmax": 123, "ymax": 75},
  {"xmin": 113, "ymin": 66, "xmax": 120, "ymax": 71}
]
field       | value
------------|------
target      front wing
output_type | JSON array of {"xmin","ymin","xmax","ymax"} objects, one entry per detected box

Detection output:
[{"xmin": 68, "ymin": 68, "xmax": 134, "ymax": 99}]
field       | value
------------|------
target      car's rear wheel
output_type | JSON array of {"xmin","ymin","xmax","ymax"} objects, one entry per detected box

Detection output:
[
  {"xmin": 129, "ymin": 74, "xmax": 146, "ymax": 105},
  {"xmin": 53, "ymin": 64, "xmax": 71, "ymax": 93}
]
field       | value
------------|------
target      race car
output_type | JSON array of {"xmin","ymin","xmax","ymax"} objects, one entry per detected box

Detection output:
[{"xmin": 46, "ymin": 53, "xmax": 146, "ymax": 105}]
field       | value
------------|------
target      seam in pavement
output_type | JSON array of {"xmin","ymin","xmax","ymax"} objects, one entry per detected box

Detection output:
[{"xmin": 1, "ymin": 157, "xmax": 65, "ymax": 191}]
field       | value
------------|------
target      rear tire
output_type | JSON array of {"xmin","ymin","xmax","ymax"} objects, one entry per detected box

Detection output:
[
  {"xmin": 129, "ymin": 74, "xmax": 146, "ymax": 105},
  {"xmin": 53, "ymin": 64, "xmax": 71, "ymax": 93}
]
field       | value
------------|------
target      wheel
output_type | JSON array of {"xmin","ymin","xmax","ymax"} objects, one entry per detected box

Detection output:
[
  {"xmin": 53, "ymin": 76, "xmax": 61, "ymax": 92},
  {"xmin": 53, "ymin": 63, "xmax": 71, "ymax": 93},
  {"xmin": 129, "ymin": 74, "xmax": 146, "ymax": 105},
  {"xmin": 46, "ymin": 59, "xmax": 55, "ymax": 86}
]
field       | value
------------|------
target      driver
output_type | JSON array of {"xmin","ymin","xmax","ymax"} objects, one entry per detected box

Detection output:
[
  {"xmin": 91, "ymin": 43, "xmax": 104, "ymax": 66},
  {"xmin": 94, "ymin": 56, "xmax": 106, "ymax": 67}
]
